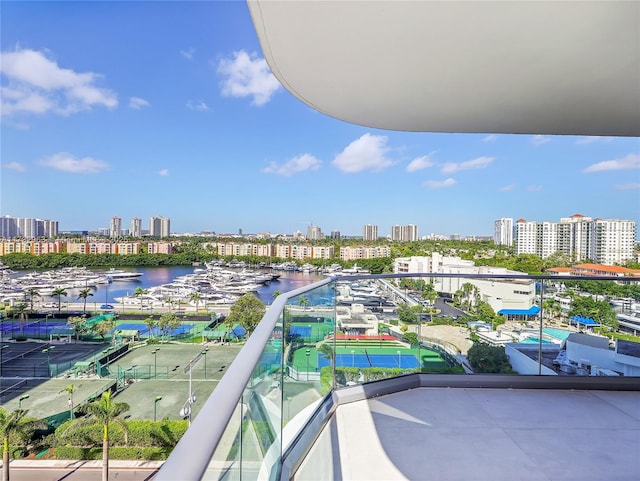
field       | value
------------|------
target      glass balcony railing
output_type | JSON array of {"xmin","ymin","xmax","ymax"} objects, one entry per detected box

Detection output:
[{"xmin": 156, "ymin": 273, "xmax": 640, "ymax": 481}]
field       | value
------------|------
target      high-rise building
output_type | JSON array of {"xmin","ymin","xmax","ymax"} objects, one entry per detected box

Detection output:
[
  {"xmin": 0, "ymin": 216, "xmax": 58, "ymax": 239},
  {"xmin": 150, "ymin": 216, "xmax": 171, "ymax": 238},
  {"xmin": 109, "ymin": 216, "xmax": 122, "ymax": 239},
  {"xmin": 130, "ymin": 217, "xmax": 142, "ymax": 238},
  {"xmin": 515, "ymin": 214, "xmax": 636, "ymax": 265},
  {"xmin": 330, "ymin": 230, "xmax": 341, "ymax": 239},
  {"xmin": 306, "ymin": 225, "xmax": 323, "ymax": 240},
  {"xmin": 493, "ymin": 217, "xmax": 514, "ymax": 246},
  {"xmin": 362, "ymin": 224, "xmax": 378, "ymax": 241},
  {"xmin": 390, "ymin": 224, "xmax": 418, "ymax": 242}
]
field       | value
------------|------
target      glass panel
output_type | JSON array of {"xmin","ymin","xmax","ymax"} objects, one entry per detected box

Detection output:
[
  {"xmin": 238, "ymin": 308, "xmax": 285, "ymax": 481},
  {"xmin": 202, "ymin": 403, "xmax": 243, "ymax": 481}
]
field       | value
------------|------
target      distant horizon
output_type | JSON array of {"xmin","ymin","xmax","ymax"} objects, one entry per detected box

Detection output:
[{"xmin": 2, "ymin": 2, "xmax": 639, "ymax": 238}]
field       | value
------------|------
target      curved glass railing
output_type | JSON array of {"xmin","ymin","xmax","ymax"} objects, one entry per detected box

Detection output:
[{"xmin": 156, "ymin": 273, "xmax": 640, "ymax": 481}]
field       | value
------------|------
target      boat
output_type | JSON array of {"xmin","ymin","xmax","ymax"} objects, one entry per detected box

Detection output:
[{"xmin": 101, "ymin": 268, "xmax": 144, "ymax": 281}]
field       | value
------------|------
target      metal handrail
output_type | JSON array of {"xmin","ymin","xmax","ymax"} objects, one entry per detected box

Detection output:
[{"xmin": 155, "ymin": 272, "xmax": 638, "ymax": 480}]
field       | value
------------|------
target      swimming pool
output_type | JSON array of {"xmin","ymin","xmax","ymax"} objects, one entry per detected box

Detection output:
[
  {"xmin": 542, "ymin": 328, "xmax": 572, "ymax": 341},
  {"xmin": 520, "ymin": 336, "xmax": 554, "ymax": 344}
]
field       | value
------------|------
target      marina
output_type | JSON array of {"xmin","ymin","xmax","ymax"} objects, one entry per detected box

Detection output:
[{"xmin": 0, "ymin": 264, "xmax": 326, "ymax": 312}]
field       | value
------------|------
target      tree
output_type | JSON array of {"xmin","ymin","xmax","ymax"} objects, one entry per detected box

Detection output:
[
  {"xmin": 52, "ymin": 287, "xmax": 68, "ymax": 314},
  {"xmin": 317, "ymin": 342, "xmax": 336, "ymax": 390},
  {"xmin": 65, "ymin": 391, "xmax": 130, "ymax": 481},
  {"xmin": 1, "ymin": 408, "xmax": 45, "ymax": 481},
  {"xmin": 467, "ymin": 343, "xmax": 513, "ymax": 373},
  {"xmin": 77, "ymin": 288, "xmax": 94, "ymax": 315},
  {"xmin": 225, "ymin": 293, "xmax": 265, "ymax": 337},
  {"xmin": 397, "ymin": 303, "xmax": 418, "ymax": 324},
  {"xmin": 157, "ymin": 312, "xmax": 181, "ymax": 341},
  {"xmin": 133, "ymin": 287, "xmax": 147, "ymax": 309},
  {"xmin": 67, "ymin": 315, "xmax": 88, "ymax": 341},
  {"xmin": 25, "ymin": 288, "xmax": 40, "ymax": 312},
  {"xmin": 298, "ymin": 296, "xmax": 309, "ymax": 310},
  {"xmin": 271, "ymin": 290, "xmax": 281, "ymax": 304},
  {"xmin": 93, "ymin": 318, "xmax": 115, "ymax": 341},
  {"xmin": 144, "ymin": 316, "xmax": 157, "ymax": 340},
  {"xmin": 189, "ymin": 292, "xmax": 202, "ymax": 313}
]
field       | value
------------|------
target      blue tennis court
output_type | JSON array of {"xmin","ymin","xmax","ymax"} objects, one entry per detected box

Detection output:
[
  {"xmin": 289, "ymin": 326, "xmax": 311, "ymax": 338},
  {"xmin": 319, "ymin": 353, "xmax": 419, "ymax": 369},
  {"xmin": 114, "ymin": 323, "xmax": 195, "ymax": 337}
]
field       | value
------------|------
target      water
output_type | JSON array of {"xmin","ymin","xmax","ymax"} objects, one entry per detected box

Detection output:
[{"xmin": 25, "ymin": 266, "xmax": 326, "ymax": 306}]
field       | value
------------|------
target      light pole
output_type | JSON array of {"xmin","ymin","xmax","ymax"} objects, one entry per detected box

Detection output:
[
  {"xmin": 1, "ymin": 345, "xmax": 9, "ymax": 377},
  {"xmin": 42, "ymin": 346, "xmax": 55, "ymax": 377},
  {"xmin": 154, "ymin": 396, "xmax": 162, "ymax": 422},
  {"xmin": 351, "ymin": 350, "xmax": 355, "ymax": 367},
  {"xmin": 305, "ymin": 349, "xmax": 311, "ymax": 381},
  {"xmin": 152, "ymin": 348, "xmax": 160, "ymax": 379},
  {"xmin": 202, "ymin": 348, "xmax": 209, "ymax": 379},
  {"xmin": 19, "ymin": 394, "xmax": 29, "ymax": 409}
]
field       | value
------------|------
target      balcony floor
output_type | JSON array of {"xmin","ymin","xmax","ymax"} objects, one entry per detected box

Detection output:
[{"xmin": 296, "ymin": 387, "xmax": 640, "ymax": 480}]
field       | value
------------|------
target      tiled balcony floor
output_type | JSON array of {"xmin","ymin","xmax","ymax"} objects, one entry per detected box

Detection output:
[{"xmin": 296, "ymin": 387, "xmax": 640, "ymax": 481}]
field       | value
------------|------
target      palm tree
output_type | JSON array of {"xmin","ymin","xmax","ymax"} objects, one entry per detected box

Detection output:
[
  {"xmin": 77, "ymin": 288, "xmax": 93, "ymax": 315},
  {"xmin": 67, "ymin": 391, "xmax": 130, "ymax": 481},
  {"xmin": 271, "ymin": 290, "xmax": 281, "ymax": 305},
  {"xmin": 298, "ymin": 296, "xmax": 309, "ymax": 310},
  {"xmin": 318, "ymin": 343, "xmax": 336, "ymax": 390},
  {"xmin": 52, "ymin": 287, "xmax": 68, "ymax": 315},
  {"xmin": 133, "ymin": 287, "xmax": 147, "ymax": 310},
  {"xmin": 1, "ymin": 408, "xmax": 45, "ymax": 481},
  {"xmin": 189, "ymin": 292, "xmax": 202, "ymax": 313},
  {"xmin": 144, "ymin": 316, "xmax": 157, "ymax": 340},
  {"xmin": 25, "ymin": 288, "xmax": 40, "ymax": 312}
]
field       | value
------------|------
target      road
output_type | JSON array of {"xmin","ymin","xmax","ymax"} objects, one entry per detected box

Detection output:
[{"xmin": 7, "ymin": 461, "xmax": 162, "ymax": 481}]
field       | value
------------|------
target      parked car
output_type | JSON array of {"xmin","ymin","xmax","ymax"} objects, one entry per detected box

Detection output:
[
  {"xmin": 100, "ymin": 304, "xmax": 114, "ymax": 309},
  {"xmin": 43, "ymin": 302, "xmax": 58, "ymax": 308}
]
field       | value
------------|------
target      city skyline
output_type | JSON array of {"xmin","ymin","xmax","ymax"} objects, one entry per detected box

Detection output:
[{"xmin": 2, "ymin": 2, "xmax": 639, "ymax": 238}]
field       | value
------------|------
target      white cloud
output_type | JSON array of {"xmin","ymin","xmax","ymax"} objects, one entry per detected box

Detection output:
[
  {"xmin": 406, "ymin": 153, "xmax": 436, "ymax": 173},
  {"xmin": 129, "ymin": 97, "xmax": 150, "ymax": 109},
  {"xmin": 180, "ymin": 48, "xmax": 195, "ymax": 60},
  {"xmin": 217, "ymin": 50, "xmax": 281, "ymax": 106},
  {"xmin": 3, "ymin": 162, "xmax": 26, "ymax": 172},
  {"xmin": 332, "ymin": 133, "xmax": 395, "ymax": 173},
  {"xmin": 423, "ymin": 178, "xmax": 457, "ymax": 188},
  {"xmin": 498, "ymin": 184, "xmax": 516, "ymax": 191},
  {"xmin": 482, "ymin": 134, "xmax": 498, "ymax": 142},
  {"xmin": 262, "ymin": 153, "xmax": 322, "ymax": 177},
  {"xmin": 575, "ymin": 136, "xmax": 615, "ymax": 145},
  {"xmin": 527, "ymin": 185, "xmax": 543, "ymax": 192},
  {"xmin": 531, "ymin": 135, "xmax": 551, "ymax": 146},
  {"xmin": 0, "ymin": 48, "xmax": 117, "ymax": 117},
  {"xmin": 440, "ymin": 156, "xmax": 494, "ymax": 174},
  {"xmin": 37, "ymin": 152, "xmax": 108, "ymax": 174},
  {"xmin": 158, "ymin": 169, "xmax": 169, "ymax": 176},
  {"xmin": 186, "ymin": 100, "xmax": 209, "ymax": 111},
  {"xmin": 582, "ymin": 153, "xmax": 640, "ymax": 173},
  {"xmin": 614, "ymin": 182, "xmax": 640, "ymax": 190}
]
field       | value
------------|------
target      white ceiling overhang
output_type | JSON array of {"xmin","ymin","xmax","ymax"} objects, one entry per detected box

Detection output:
[{"xmin": 248, "ymin": 1, "xmax": 640, "ymax": 137}]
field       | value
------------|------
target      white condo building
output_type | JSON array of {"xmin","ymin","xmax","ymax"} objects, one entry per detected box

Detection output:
[
  {"xmin": 150, "ymin": 216, "xmax": 171, "ymax": 238},
  {"xmin": 493, "ymin": 217, "xmax": 514, "ymax": 246},
  {"xmin": 390, "ymin": 224, "xmax": 418, "ymax": 242},
  {"xmin": 0, "ymin": 216, "xmax": 58, "ymax": 239},
  {"xmin": 394, "ymin": 253, "xmax": 535, "ymax": 315},
  {"xmin": 109, "ymin": 216, "xmax": 122, "ymax": 239},
  {"xmin": 306, "ymin": 225, "xmax": 323, "ymax": 241},
  {"xmin": 362, "ymin": 224, "xmax": 378, "ymax": 241},
  {"xmin": 130, "ymin": 217, "xmax": 142, "ymax": 238},
  {"xmin": 515, "ymin": 214, "xmax": 636, "ymax": 265}
]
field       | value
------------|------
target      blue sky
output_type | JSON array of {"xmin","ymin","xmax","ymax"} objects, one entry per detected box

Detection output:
[{"xmin": 2, "ymin": 1, "xmax": 639, "ymax": 238}]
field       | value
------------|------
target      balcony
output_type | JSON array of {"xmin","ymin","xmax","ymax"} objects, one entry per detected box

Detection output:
[{"xmin": 156, "ymin": 273, "xmax": 640, "ymax": 481}]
